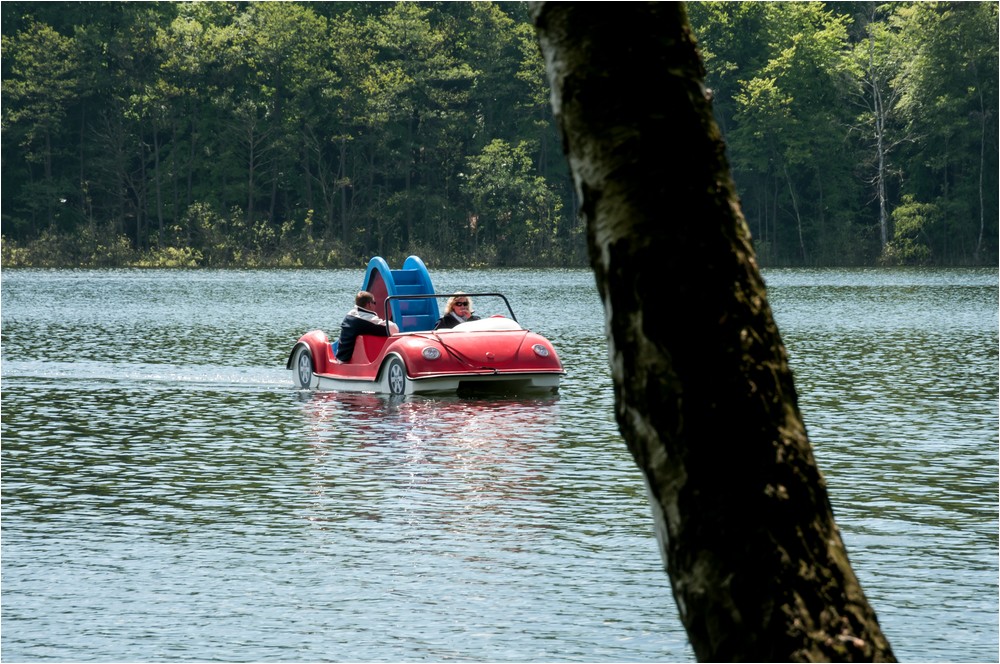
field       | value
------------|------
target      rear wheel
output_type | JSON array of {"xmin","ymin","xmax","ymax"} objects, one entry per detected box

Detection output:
[
  {"xmin": 293, "ymin": 345, "xmax": 313, "ymax": 388},
  {"xmin": 385, "ymin": 356, "xmax": 407, "ymax": 395}
]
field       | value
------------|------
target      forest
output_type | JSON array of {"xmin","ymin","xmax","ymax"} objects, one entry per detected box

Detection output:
[{"xmin": 1, "ymin": 1, "xmax": 997, "ymax": 268}]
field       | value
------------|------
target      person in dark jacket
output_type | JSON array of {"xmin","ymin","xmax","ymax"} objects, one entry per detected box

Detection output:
[
  {"xmin": 336, "ymin": 291, "xmax": 398, "ymax": 362},
  {"xmin": 433, "ymin": 293, "xmax": 481, "ymax": 330}
]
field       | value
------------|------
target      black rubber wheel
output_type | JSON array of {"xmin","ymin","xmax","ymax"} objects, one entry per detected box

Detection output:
[
  {"xmin": 293, "ymin": 345, "xmax": 313, "ymax": 389},
  {"xmin": 385, "ymin": 356, "xmax": 407, "ymax": 395}
]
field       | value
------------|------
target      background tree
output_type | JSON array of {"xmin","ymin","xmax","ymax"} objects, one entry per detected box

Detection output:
[
  {"xmin": 725, "ymin": 3, "xmax": 858, "ymax": 264},
  {"xmin": 532, "ymin": 2, "xmax": 895, "ymax": 660},
  {"xmin": 848, "ymin": 3, "xmax": 909, "ymax": 256},
  {"xmin": 461, "ymin": 138, "xmax": 561, "ymax": 264},
  {"xmin": 2, "ymin": 21, "xmax": 81, "ymax": 236},
  {"xmin": 892, "ymin": 1, "xmax": 998, "ymax": 264}
]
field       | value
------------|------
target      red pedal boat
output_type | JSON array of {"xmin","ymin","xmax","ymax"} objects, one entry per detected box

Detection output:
[{"xmin": 287, "ymin": 256, "xmax": 564, "ymax": 395}]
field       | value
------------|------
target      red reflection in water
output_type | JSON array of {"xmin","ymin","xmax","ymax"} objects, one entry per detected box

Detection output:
[{"xmin": 297, "ymin": 391, "xmax": 563, "ymax": 530}]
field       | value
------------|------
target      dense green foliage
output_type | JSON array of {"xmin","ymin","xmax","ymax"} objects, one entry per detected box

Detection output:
[
  {"xmin": 690, "ymin": 1, "xmax": 998, "ymax": 266},
  {"xmin": 2, "ymin": 1, "xmax": 996, "ymax": 268}
]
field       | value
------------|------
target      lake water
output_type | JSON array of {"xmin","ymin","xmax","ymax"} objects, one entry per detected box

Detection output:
[{"xmin": 1, "ymin": 267, "xmax": 996, "ymax": 663}]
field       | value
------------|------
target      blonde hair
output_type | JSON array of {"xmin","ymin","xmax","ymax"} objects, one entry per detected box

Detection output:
[{"xmin": 444, "ymin": 292, "xmax": 473, "ymax": 315}]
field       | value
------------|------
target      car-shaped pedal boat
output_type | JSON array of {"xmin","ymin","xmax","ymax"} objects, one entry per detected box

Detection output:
[{"xmin": 287, "ymin": 256, "xmax": 564, "ymax": 395}]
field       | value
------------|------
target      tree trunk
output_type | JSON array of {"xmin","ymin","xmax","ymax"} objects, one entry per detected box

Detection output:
[
  {"xmin": 974, "ymin": 74, "xmax": 986, "ymax": 262},
  {"xmin": 339, "ymin": 138, "xmax": 349, "ymax": 242},
  {"xmin": 185, "ymin": 109, "xmax": 197, "ymax": 244},
  {"xmin": 171, "ymin": 122, "xmax": 180, "ymax": 238},
  {"xmin": 44, "ymin": 130, "xmax": 54, "ymax": 228},
  {"xmin": 153, "ymin": 120, "xmax": 164, "ymax": 244},
  {"xmin": 136, "ymin": 129, "xmax": 148, "ymax": 250},
  {"xmin": 531, "ymin": 3, "xmax": 895, "ymax": 661},
  {"xmin": 79, "ymin": 108, "xmax": 94, "ymax": 234},
  {"xmin": 868, "ymin": 25, "xmax": 890, "ymax": 252},
  {"xmin": 783, "ymin": 163, "xmax": 808, "ymax": 263},
  {"xmin": 301, "ymin": 135, "xmax": 314, "ymax": 221},
  {"xmin": 246, "ymin": 122, "xmax": 257, "ymax": 229}
]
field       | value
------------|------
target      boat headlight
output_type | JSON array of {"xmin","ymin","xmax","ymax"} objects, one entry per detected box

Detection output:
[
  {"xmin": 422, "ymin": 347, "xmax": 441, "ymax": 360},
  {"xmin": 532, "ymin": 344, "xmax": 550, "ymax": 357}
]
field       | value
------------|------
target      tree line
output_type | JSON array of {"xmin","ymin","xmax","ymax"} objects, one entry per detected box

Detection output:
[{"xmin": 1, "ymin": 1, "xmax": 996, "ymax": 268}]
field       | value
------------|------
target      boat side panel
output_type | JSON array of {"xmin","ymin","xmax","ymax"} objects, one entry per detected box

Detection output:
[{"xmin": 287, "ymin": 330, "xmax": 335, "ymax": 374}]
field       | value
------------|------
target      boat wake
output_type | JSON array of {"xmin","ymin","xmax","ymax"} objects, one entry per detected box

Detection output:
[{"xmin": 1, "ymin": 359, "xmax": 291, "ymax": 391}]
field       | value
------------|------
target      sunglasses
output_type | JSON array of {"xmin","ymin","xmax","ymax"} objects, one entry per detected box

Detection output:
[{"xmin": 453, "ymin": 301, "xmax": 469, "ymax": 307}]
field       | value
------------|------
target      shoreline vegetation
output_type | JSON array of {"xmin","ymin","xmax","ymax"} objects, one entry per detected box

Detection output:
[
  {"xmin": 2, "ymin": 2, "xmax": 996, "ymax": 269},
  {"xmin": 0, "ymin": 223, "xmax": 576, "ymax": 270}
]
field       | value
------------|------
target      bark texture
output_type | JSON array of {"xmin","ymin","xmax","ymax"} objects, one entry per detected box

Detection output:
[{"xmin": 531, "ymin": 3, "xmax": 896, "ymax": 662}]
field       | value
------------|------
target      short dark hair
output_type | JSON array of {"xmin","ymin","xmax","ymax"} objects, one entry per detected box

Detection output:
[{"xmin": 356, "ymin": 290, "xmax": 375, "ymax": 307}]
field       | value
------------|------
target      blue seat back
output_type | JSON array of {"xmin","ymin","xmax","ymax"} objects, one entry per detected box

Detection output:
[{"xmin": 361, "ymin": 256, "xmax": 440, "ymax": 332}]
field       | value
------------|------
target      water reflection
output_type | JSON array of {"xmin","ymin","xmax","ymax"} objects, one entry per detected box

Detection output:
[{"xmin": 297, "ymin": 392, "xmax": 562, "ymax": 534}]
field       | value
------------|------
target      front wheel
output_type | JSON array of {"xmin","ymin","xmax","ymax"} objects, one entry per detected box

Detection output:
[
  {"xmin": 385, "ymin": 356, "xmax": 407, "ymax": 395},
  {"xmin": 293, "ymin": 345, "xmax": 314, "ymax": 389}
]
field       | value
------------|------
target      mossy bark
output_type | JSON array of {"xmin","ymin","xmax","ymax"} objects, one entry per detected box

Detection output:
[{"xmin": 531, "ymin": 3, "xmax": 896, "ymax": 661}]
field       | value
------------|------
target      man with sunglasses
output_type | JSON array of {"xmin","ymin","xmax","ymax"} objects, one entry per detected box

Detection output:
[{"xmin": 433, "ymin": 293, "xmax": 481, "ymax": 330}]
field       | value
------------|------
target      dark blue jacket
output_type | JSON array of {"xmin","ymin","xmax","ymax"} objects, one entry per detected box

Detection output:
[
  {"xmin": 433, "ymin": 312, "xmax": 481, "ymax": 330},
  {"xmin": 336, "ymin": 307, "xmax": 391, "ymax": 362}
]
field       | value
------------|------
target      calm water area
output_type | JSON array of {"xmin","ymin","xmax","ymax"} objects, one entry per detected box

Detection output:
[{"xmin": 1, "ymin": 267, "xmax": 997, "ymax": 663}]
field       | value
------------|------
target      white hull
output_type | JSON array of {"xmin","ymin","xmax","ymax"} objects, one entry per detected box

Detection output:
[{"xmin": 308, "ymin": 370, "xmax": 562, "ymax": 395}]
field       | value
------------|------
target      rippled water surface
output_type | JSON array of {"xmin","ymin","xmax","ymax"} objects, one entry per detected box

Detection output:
[{"xmin": 2, "ymin": 267, "xmax": 997, "ymax": 662}]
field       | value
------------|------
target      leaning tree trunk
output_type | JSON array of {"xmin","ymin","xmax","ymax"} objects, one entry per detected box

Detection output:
[{"xmin": 531, "ymin": 3, "xmax": 895, "ymax": 662}]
